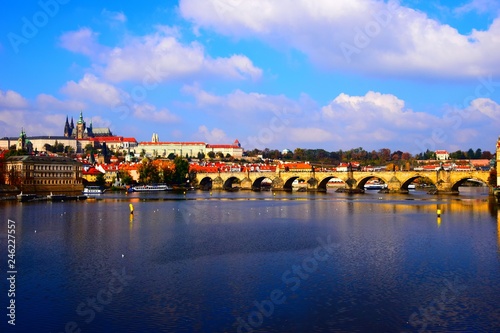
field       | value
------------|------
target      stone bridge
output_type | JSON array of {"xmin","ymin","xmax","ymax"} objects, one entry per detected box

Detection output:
[{"xmin": 194, "ymin": 170, "xmax": 492, "ymax": 194}]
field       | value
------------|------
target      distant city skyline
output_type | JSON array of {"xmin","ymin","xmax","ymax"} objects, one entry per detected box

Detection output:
[{"xmin": 1, "ymin": 0, "xmax": 500, "ymax": 153}]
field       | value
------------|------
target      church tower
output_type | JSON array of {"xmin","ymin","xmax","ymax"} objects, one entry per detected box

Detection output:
[
  {"xmin": 64, "ymin": 116, "xmax": 71, "ymax": 137},
  {"xmin": 17, "ymin": 128, "xmax": 26, "ymax": 150},
  {"xmin": 87, "ymin": 119, "xmax": 93, "ymax": 138},
  {"xmin": 76, "ymin": 111, "xmax": 86, "ymax": 139}
]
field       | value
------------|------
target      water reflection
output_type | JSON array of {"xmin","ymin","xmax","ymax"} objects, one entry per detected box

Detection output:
[{"xmin": 0, "ymin": 189, "xmax": 499, "ymax": 332}]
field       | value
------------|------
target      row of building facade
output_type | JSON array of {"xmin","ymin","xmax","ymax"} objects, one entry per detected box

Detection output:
[{"xmin": 0, "ymin": 112, "xmax": 244, "ymax": 159}]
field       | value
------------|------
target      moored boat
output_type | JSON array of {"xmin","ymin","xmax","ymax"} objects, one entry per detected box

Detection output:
[
  {"xmin": 128, "ymin": 184, "xmax": 171, "ymax": 192},
  {"xmin": 48, "ymin": 193, "xmax": 88, "ymax": 201},
  {"xmin": 83, "ymin": 186, "xmax": 105, "ymax": 195},
  {"xmin": 17, "ymin": 192, "xmax": 37, "ymax": 202},
  {"xmin": 364, "ymin": 181, "xmax": 387, "ymax": 190}
]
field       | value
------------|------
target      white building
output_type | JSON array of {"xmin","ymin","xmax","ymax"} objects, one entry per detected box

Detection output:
[{"xmin": 137, "ymin": 136, "xmax": 243, "ymax": 158}]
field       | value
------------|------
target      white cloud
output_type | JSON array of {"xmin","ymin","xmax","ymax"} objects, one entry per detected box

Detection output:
[
  {"xmin": 454, "ymin": 0, "xmax": 500, "ymax": 14},
  {"xmin": 184, "ymin": 84, "xmax": 302, "ymax": 117},
  {"xmin": 59, "ymin": 27, "xmax": 262, "ymax": 83},
  {"xmin": 101, "ymin": 9, "xmax": 127, "ymax": 23},
  {"xmin": 287, "ymin": 128, "xmax": 334, "ymax": 142},
  {"xmin": 103, "ymin": 32, "xmax": 262, "ymax": 82},
  {"xmin": 197, "ymin": 125, "xmax": 229, "ymax": 142},
  {"xmin": 60, "ymin": 73, "xmax": 125, "ymax": 107},
  {"xmin": 321, "ymin": 91, "xmax": 441, "ymax": 148},
  {"xmin": 132, "ymin": 103, "xmax": 180, "ymax": 123},
  {"xmin": 36, "ymin": 94, "xmax": 86, "ymax": 111},
  {"xmin": 59, "ymin": 28, "xmax": 107, "ymax": 58},
  {"xmin": 180, "ymin": 0, "xmax": 500, "ymax": 79},
  {"xmin": 0, "ymin": 90, "xmax": 29, "ymax": 109}
]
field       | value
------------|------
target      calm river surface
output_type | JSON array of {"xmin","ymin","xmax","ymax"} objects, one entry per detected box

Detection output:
[{"xmin": 1, "ymin": 188, "xmax": 499, "ymax": 332}]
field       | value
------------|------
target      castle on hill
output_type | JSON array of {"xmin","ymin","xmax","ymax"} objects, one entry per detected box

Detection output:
[{"xmin": 64, "ymin": 111, "xmax": 112, "ymax": 139}]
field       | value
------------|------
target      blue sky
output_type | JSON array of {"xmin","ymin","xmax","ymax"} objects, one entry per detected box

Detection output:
[{"xmin": 1, "ymin": 0, "xmax": 500, "ymax": 154}]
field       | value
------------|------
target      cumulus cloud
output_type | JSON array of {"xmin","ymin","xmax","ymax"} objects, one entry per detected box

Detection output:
[
  {"xmin": 0, "ymin": 90, "xmax": 29, "ymax": 109},
  {"xmin": 59, "ymin": 28, "xmax": 108, "ymax": 59},
  {"xmin": 184, "ymin": 84, "xmax": 302, "ymax": 116},
  {"xmin": 197, "ymin": 125, "xmax": 229, "ymax": 142},
  {"xmin": 287, "ymin": 128, "xmax": 334, "ymax": 143},
  {"xmin": 132, "ymin": 103, "xmax": 180, "ymax": 123},
  {"xmin": 454, "ymin": 0, "xmax": 500, "ymax": 14},
  {"xmin": 102, "ymin": 32, "xmax": 262, "ymax": 82},
  {"xmin": 59, "ymin": 27, "xmax": 262, "ymax": 83},
  {"xmin": 36, "ymin": 94, "xmax": 86, "ymax": 111},
  {"xmin": 101, "ymin": 9, "xmax": 127, "ymax": 23},
  {"xmin": 60, "ymin": 73, "xmax": 125, "ymax": 107},
  {"xmin": 179, "ymin": 0, "xmax": 500, "ymax": 79}
]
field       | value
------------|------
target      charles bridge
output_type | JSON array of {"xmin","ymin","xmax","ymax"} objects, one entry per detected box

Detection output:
[{"xmin": 194, "ymin": 169, "xmax": 492, "ymax": 194}]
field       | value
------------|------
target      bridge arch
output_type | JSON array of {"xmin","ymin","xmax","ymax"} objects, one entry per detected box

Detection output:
[
  {"xmin": 223, "ymin": 176, "xmax": 242, "ymax": 190},
  {"xmin": 356, "ymin": 176, "xmax": 390, "ymax": 189},
  {"xmin": 317, "ymin": 176, "xmax": 346, "ymax": 191},
  {"xmin": 198, "ymin": 176, "xmax": 213, "ymax": 190},
  {"xmin": 283, "ymin": 176, "xmax": 307, "ymax": 191},
  {"xmin": 400, "ymin": 176, "xmax": 435, "ymax": 191},
  {"xmin": 450, "ymin": 177, "xmax": 488, "ymax": 192},
  {"xmin": 251, "ymin": 176, "xmax": 273, "ymax": 191}
]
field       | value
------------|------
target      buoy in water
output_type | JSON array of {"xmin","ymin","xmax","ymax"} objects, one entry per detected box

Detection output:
[
  {"xmin": 129, "ymin": 203, "xmax": 134, "ymax": 214},
  {"xmin": 437, "ymin": 209, "xmax": 441, "ymax": 217}
]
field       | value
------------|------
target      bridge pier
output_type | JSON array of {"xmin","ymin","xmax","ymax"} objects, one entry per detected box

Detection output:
[
  {"xmin": 240, "ymin": 177, "xmax": 253, "ymax": 190},
  {"xmin": 434, "ymin": 171, "xmax": 459, "ymax": 195},
  {"xmin": 307, "ymin": 177, "xmax": 318, "ymax": 191},
  {"xmin": 387, "ymin": 175, "xmax": 407, "ymax": 194},
  {"xmin": 271, "ymin": 176, "xmax": 285, "ymax": 191},
  {"xmin": 212, "ymin": 176, "xmax": 224, "ymax": 190}
]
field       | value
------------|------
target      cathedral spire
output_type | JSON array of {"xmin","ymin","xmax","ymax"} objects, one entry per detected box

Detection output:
[{"xmin": 64, "ymin": 116, "xmax": 71, "ymax": 137}]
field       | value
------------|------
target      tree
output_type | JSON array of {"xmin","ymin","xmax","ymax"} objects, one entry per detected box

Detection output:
[
  {"xmin": 172, "ymin": 157, "xmax": 189, "ymax": 184},
  {"xmin": 56, "ymin": 142, "xmax": 65, "ymax": 153},
  {"xmin": 118, "ymin": 170, "xmax": 133, "ymax": 185},
  {"xmin": 7, "ymin": 167, "xmax": 23, "ymax": 187},
  {"xmin": 488, "ymin": 168, "xmax": 497, "ymax": 187},
  {"xmin": 293, "ymin": 148, "xmax": 305, "ymax": 160},
  {"xmin": 481, "ymin": 151, "xmax": 493, "ymax": 159},
  {"xmin": 95, "ymin": 172, "xmax": 106, "ymax": 186},
  {"xmin": 167, "ymin": 153, "xmax": 176, "ymax": 160},
  {"xmin": 44, "ymin": 143, "xmax": 54, "ymax": 153},
  {"xmin": 197, "ymin": 152, "xmax": 205, "ymax": 160},
  {"xmin": 84, "ymin": 144, "xmax": 94, "ymax": 154},
  {"xmin": 138, "ymin": 159, "xmax": 160, "ymax": 184},
  {"xmin": 216, "ymin": 151, "xmax": 224, "ymax": 159},
  {"xmin": 466, "ymin": 148, "xmax": 475, "ymax": 159},
  {"xmin": 225, "ymin": 153, "xmax": 232, "ymax": 158},
  {"xmin": 474, "ymin": 148, "xmax": 482, "ymax": 159},
  {"xmin": 207, "ymin": 151, "xmax": 215, "ymax": 159}
]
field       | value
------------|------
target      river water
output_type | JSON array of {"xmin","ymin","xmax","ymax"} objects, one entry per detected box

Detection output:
[{"xmin": 1, "ymin": 188, "xmax": 499, "ymax": 332}]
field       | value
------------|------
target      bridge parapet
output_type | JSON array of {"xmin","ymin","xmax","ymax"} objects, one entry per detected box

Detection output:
[{"xmin": 193, "ymin": 170, "xmax": 491, "ymax": 194}]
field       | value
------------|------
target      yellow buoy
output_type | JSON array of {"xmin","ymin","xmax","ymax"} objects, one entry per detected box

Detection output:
[
  {"xmin": 437, "ymin": 209, "xmax": 441, "ymax": 217},
  {"xmin": 129, "ymin": 203, "xmax": 134, "ymax": 214}
]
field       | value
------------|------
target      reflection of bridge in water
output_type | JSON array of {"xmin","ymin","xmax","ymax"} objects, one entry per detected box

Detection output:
[{"xmin": 194, "ymin": 169, "xmax": 491, "ymax": 194}]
